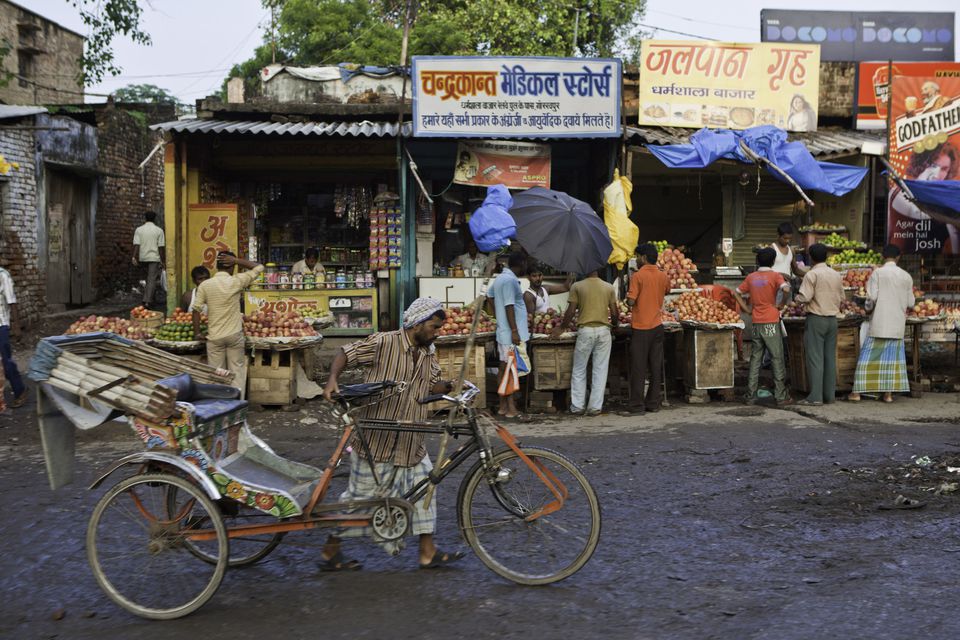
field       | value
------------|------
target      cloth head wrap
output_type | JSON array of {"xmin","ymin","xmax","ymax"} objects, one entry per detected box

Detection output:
[{"xmin": 402, "ymin": 297, "xmax": 444, "ymax": 329}]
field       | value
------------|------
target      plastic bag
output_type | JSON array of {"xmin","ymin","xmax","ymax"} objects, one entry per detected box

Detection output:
[
  {"xmin": 603, "ymin": 169, "xmax": 638, "ymax": 269},
  {"xmin": 469, "ymin": 184, "xmax": 516, "ymax": 253},
  {"xmin": 497, "ymin": 348, "xmax": 520, "ymax": 396},
  {"xmin": 515, "ymin": 343, "xmax": 530, "ymax": 376}
]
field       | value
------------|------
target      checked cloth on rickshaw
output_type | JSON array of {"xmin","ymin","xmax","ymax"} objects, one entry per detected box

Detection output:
[{"xmin": 852, "ymin": 337, "xmax": 910, "ymax": 394}]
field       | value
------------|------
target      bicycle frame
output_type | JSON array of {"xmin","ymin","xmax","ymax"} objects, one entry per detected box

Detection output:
[{"xmin": 182, "ymin": 392, "xmax": 570, "ymax": 543}]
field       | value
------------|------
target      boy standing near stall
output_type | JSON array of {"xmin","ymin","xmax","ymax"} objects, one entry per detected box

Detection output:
[{"xmin": 734, "ymin": 247, "xmax": 792, "ymax": 406}]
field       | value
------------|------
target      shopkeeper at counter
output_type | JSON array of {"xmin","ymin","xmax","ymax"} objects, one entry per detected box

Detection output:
[
  {"xmin": 291, "ymin": 248, "xmax": 325, "ymax": 277},
  {"xmin": 453, "ymin": 239, "xmax": 494, "ymax": 276}
]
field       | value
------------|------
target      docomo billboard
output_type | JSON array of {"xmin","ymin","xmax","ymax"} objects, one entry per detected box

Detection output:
[
  {"xmin": 856, "ymin": 62, "xmax": 960, "ymax": 130},
  {"xmin": 411, "ymin": 56, "xmax": 621, "ymax": 138},
  {"xmin": 637, "ymin": 41, "xmax": 820, "ymax": 132},
  {"xmin": 887, "ymin": 75, "xmax": 960, "ymax": 254}
]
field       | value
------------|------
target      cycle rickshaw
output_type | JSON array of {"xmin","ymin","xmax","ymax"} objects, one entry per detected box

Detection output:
[{"xmin": 33, "ymin": 333, "xmax": 601, "ymax": 620}]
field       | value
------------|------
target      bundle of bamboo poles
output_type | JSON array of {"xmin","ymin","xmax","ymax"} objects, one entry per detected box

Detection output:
[{"xmin": 43, "ymin": 350, "xmax": 179, "ymax": 422}]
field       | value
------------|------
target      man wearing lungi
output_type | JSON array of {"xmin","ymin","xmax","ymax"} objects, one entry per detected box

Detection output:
[
  {"xmin": 848, "ymin": 245, "xmax": 915, "ymax": 403},
  {"xmin": 321, "ymin": 297, "xmax": 463, "ymax": 570}
]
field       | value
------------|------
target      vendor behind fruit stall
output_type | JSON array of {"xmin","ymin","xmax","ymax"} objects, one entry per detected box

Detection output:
[
  {"xmin": 180, "ymin": 265, "xmax": 210, "ymax": 314},
  {"xmin": 524, "ymin": 263, "xmax": 574, "ymax": 314},
  {"xmin": 291, "ymin": 248, "xmax": 325, "ymax": 277},
  {"xmin": 772, "ymin": 223, "xmax": 809, "ymax": 282},
  {"xmin": 453, "ymin": 238, "xmax": 494, "ymax": 276}
]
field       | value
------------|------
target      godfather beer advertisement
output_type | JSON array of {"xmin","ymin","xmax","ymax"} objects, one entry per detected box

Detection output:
[{"xmin": 887, "ymin": 75, "xmax": 960, "ymax": 254}]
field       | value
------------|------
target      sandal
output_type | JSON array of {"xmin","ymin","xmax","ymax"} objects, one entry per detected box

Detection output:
[
  {"xmin": 419, "ymin": 549, "xmax": 465, "ymax": 569},
  {"xmin": 847, "ymin": 394, "xmax": 861, "ymax": 403},
  {"xmin": 320, "ymin": 551, "xmax": 362, "ymax": 572},
  {"xmin": 500, "ymin": 414, "xmax": 532, "ymax": 423}
]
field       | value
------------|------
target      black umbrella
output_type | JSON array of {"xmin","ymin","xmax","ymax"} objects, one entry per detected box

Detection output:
[{"xmin": 509, "ymin": 187, "xmax": 613, "ymax": 274}]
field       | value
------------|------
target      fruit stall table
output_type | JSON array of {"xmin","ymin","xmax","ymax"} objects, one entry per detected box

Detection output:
[
  {"xmin": 244, "ymin": 287, "xmax": 376, "ymax": 336},
  {"xmin": 245, "ymin": 336, "xmax": 324, "ymax": 408},
  {"xmin": 905, "ymin": 313, "xmax": 948, "ymax": 394},
  {"xmin": 679, "ymin": 322, "xmax": 739, "ymax": 395},
  {"xmin": 783, "ymin": 315, "xmax": 863, "ymax": 395}
]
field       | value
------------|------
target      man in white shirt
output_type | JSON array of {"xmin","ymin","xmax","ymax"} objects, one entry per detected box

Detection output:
[
  {"xmin": 291, "ymin": 248, "xmax": 325, "ymax": 277},
  {"xmin": 453, "ymin": 239, "xmax": 492, "ymax": 276},
  {"xmin": 0, "ymin": 266, "xmax": 27, "ymax": 408},
  {"xmin": 132, "ymin": 211, "xmax": 166, "ymax": 310}
]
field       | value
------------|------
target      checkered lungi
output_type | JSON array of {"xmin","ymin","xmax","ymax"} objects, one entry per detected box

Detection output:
[
  {"xmin": 336, "ymin": 449, "xmax": 436, "ymax": 556},
  {"xmin": 852, "ymin": 337, "xmax": 910, "ymax": 393}
]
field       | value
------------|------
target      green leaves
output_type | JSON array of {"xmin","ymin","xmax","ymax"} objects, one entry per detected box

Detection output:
[
  {"xmin": 113, "ymin": 83, "xmax": 180, "ymax": 104},
  {"xmin": 69, "ymin": 0, "xmax": 152, "ymax": 86}
]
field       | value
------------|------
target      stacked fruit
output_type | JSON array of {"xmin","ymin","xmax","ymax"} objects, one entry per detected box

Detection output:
[
  {"xmin": 617, "ymin": 300, "xmax": 632, "ymax": 326},
  {"xmin": 66, "ymin": 315, "xmax": 153, "ymax": 340},
  {"xmin": 154, "ymin": 321, "xmax": 205, "ymax": 342},
  {"xmin": 782, "ymin": 301, "xmax": 806, "ymax": 318},
  {"xmin": 908, "ymin": 299, "xmax": 942, "ymax": 319},
  {"xmin": 650, "ymin": 240, "xmax": 669, "ymax": 254},
  {"xmin": 822, "ymin": 233, "xmax": 863, "ymax": 249},
  {"xmin": 243, "ymin": 311, "xmax": 319, "ymax": 338},
  {"xmin": 439, "ymin": 306, "xmax": 496, "ymax": 336},
  {"xmin": 913, "ymin": 287, "xmax": 925, "ymax": 300},
  {"xmin": 842, "ymin": 268, "xmax": 873, "ymax": 295},
  {"xmin": 661, "ymin": 310, "xmax": 678, "ymax": 325},
  {"xmin": 657, "ymin": 247, "xmax": 697, "ymax": 290},
  {"xmin": 531, "ymin": 308, "xmax": 576, "ymax": 335},
  {"xmin": 827, "ymin": 249, "xmax": 882, "ymax": 266},
  {"xmin": 839, "ymin": 300, "xmax": 866, "ymax": 318},
  {"xmin": 670, "ymin": 292, "xmax": 741, "ymax": 324},
  {"xmin": 170, "ymin": 307, "xmax": 207, "ymax": 324},
  {"xmin": 131, "ymin": 305, "xmax": 162, "ymax": 320}
]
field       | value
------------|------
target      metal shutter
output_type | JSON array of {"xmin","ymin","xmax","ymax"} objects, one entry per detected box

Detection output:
[{"xmin": 732, "ymin": 182, "xmax": 802, "ymax": 266}]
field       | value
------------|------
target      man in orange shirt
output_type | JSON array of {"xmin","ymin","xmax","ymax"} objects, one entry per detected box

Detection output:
[
  {"xmin": 734, "ymin": 248, "xmax": 792, "ymax": 406},
  {"xmin": 621, "ymin": 243, "xmax": 671, "ymax": 415}
]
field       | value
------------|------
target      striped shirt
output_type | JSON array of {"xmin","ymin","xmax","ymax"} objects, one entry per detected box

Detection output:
[
  {"xmin": 192, "ymin": 266, "xmax": 264, "ymax": 339},
  {"xmin": 342, "ymin": 329, "xmax": 442, "ymax": 467},
  {"xmin": 0, "ymin": 268, "xmax": 16, "ymax": 327}
]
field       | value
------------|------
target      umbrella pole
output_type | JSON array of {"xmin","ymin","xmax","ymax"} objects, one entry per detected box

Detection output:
[
  {"xmin": 424, "ymin": 280, "xmax": 492, "ymax": 508},
  {"xmin": 738, "ymin": 140, "xmax": 815, "ymax": 208}
]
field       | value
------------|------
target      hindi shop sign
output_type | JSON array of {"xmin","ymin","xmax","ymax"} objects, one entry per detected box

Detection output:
[
  {"xmin": 411, "ymin": 56, "xmax": 621, "ymax": 139},
  {"xmin": 637, "ymin": 41, "xmax": 821, "ymax": 132}
]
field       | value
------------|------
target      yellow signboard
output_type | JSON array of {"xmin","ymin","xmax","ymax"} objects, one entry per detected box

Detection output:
[
  {"xmin": 637, "ymin": 41, "xmax": 821, "ymax": 132},
  {"xmin": 187, "ymin": 204, "xmax": 239, "ymax": 273}
]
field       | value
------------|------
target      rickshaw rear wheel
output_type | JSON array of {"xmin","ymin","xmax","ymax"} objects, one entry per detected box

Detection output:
[
  {"xmin": 166, "ymin": 487, "xmax": 285, "ymax": 567},
  {"xmin": 87, "ymin": 473, "xmax": 228, "ymax": 620}
]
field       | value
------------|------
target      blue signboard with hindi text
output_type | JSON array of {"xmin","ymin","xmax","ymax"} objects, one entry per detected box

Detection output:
[{"xmin": 411, "ymin": 56, "xmax": 622, "ymax": 139}]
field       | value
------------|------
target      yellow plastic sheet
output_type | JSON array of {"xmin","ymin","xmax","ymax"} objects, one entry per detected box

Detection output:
[{"xmin": 603, "ymin": 169, "xmax": 638, "ymax": 269}]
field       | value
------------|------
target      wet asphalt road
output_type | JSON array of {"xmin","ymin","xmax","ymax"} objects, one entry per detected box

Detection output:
[{"xmin": 2, "ymin": 412, "xmax": 960, "ymax": 640}]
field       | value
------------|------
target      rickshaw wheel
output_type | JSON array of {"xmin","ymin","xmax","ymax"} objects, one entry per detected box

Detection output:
[
  {"xmin": 166, "ymin": 486, "xmax": 285, "ymax": 567},
  {"xmin": 87, "ymin": 473, "xmax": 228, "ymax": 620}
]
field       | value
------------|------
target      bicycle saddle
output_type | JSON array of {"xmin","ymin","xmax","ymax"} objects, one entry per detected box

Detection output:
[{"xmin": 335, "ymin": 381, "xmax": 397, "ymax": 400}]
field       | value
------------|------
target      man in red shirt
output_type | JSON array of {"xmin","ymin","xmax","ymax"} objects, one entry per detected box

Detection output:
[
  {"xmin": 734, "ymin": 247, "xmax": 792, "ymax": 405},
  {"xmin": 621, "ymin": 243, "xmax": 671, "ymax": 415}
]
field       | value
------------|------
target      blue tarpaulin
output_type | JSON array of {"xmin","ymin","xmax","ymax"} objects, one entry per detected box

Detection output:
[
  {"xmin": 469, "ymin": 185, "xmax": 516, "ymax": 253},
  {"xmin": 904, "ymin": 179, "xmax": 960, "ymax": 217},
  {"xmin": 646, "ymin": 126, "xmax": 868, "ymax": 197}
]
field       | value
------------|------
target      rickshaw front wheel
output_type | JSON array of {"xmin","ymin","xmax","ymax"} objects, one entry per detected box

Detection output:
[{"xmin": 87, "ymin": 473, "xmax": 229, "ymax": 620}]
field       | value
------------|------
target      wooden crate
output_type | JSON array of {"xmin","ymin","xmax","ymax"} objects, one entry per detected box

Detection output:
[
  {"xmin": 683, "ymin": 328, "xmax": 735, "ymax": 389},
  {"xmin": 431, "ymin": 342, "xmax": 486, "ymax": 409},
  {"xmin": 247, "ymin": 349, "xmax": 299, "ymax": 406},
  {"xmin": 532, "ymin": 342, "xmax": 575, "ymax": 391},
  {"xmin": 131, "ymin": 313, "xmax": 164, "ymax": 332},
  {"xmin": 787, "ymin": 322, "xmax": 860, "ymax": 393}
]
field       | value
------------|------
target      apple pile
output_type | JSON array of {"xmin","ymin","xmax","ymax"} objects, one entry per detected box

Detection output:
[
  {"xmin": 782, "ymin": 301, "xmax": 806, "ymax": 318},
  {"xmin": 657, "ymin": 248, "xmax": 697, "ymax": 290},
  {"xmin": 839, "ymin": 300, "xmax": 866, "ymax": 318},
  {"xmin": 617, "ymin": 301, "xmax": 632, "ymax": 326},
  {"xmin": 66, "ymin": 315, "xmax": 153, "ymax": 340},
  {"xmin": 661, "ymin": 310, "xmax": 678, "ymax": 325},
  {"xmin": 908, "ymin": 299, "xmax": 942, "ymax": 319},
  {"xmin": 531, "ymin": 308, "xmax": 577, "ymax": 335},
  {"xmin": 670, "ymin": 292, "xmax": 741, "ymax": 324},
  {"xmin": 913, "ymin": 287, "xmax": 925, "ymax": 300},
  {"xmin": 842, "ymin": 268, "xmax": 873, "ymax": 296},
  {"xmin": 243, "ymin": 311, "xmax": 318, "ymax": 338},
  {"xmin": 131, "ymin": 305, "xmax": 162, "ymax": 320},
  {"xmin": 440, "ymin": 306, "xmax": 496, "ymax": 336},
  {"xmin": 170, "ymin": 307, "xmax": 207, "ymax": 324}
]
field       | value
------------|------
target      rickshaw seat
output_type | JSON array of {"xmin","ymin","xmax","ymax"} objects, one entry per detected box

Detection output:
[{"xmin": 158, "ymin": 374, "xmax": 248, "ymax": 423}]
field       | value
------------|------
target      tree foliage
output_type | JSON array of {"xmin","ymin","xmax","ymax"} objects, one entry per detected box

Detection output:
[
  {"xmin": 225, "ymin": 0, "xmax": 646, "ymax": 95},
  {"xmin": 69, "ymin": 0, "xmax": 152, "ymax": 86},
  {"xmin": 113, "ymin": 83, "xmax": 179, "ymax": 104}
]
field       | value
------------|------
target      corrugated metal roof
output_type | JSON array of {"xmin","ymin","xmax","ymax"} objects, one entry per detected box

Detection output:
[
  {"xmin": 150, "ymin": 118, "xmax": 410, "ymax": 137},
  {"xmin": 0, "ymin": 105, "xmax": 48, "ymax": 120},
  {"xmin": 626, "ymin": 126, "xmax": 885, "ymax": 159}
]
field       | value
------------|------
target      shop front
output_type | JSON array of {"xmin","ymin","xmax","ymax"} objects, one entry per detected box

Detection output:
[{"xmin": 154, "ymin": 119, "xmax": 407, "ymax": 336}]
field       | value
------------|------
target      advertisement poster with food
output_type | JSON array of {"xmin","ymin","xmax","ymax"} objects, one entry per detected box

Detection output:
[
  {"xmin": 856, "ymin": 62, "xmax": 960, "ymax": 130},
  {"xmin": 637, "ymin": 41, "xmax": 821, "ymax": 131},
  {"xmin": 452, "ymin": 140, "xmax": 551, "ymax": 189},
  {"xmin": 887, "ymin": 75, "xmax": 960, "ymax": 254}
]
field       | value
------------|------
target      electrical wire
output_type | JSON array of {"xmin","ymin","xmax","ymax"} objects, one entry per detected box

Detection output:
[{"xmin": 645, "ymin": 8, "xmax": 756, "ymax": 32}]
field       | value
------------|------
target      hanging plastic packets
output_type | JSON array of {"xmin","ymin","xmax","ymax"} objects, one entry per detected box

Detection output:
[{"xmin": 604, "ymin": 168, "xmax": 638, "ymax": 269}]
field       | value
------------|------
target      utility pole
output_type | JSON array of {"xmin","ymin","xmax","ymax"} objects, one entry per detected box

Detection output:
[
  {"xmin": 572, "ymin": 8, "xmax": 581, "ymax": 56},
  {"xmin": 270, "ymin": 2, "xmax": 277, "ymax": 64},
  {"xmin": 400, "ymin": 0, "xmax": 415, "ymax": 67}
]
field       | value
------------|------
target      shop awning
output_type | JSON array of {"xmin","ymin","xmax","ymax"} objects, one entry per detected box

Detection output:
[
  {"xmin": 0, "ymin": 105, "xmax": 48, "ymax": 120},
  {"xmin": 627, "ymin": 126, "xmax": 884, "ymax": 161},
  {"xmin": 150, "ymin": 119, "xmax": 411, "ymax": 137}
]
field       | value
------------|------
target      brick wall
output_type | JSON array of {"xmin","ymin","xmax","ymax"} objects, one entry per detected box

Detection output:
[
  {"xmin": 93, "ymin": 105, "xmax": 170, "ymax": 297},
  {"xmin": 818, "ymin": 62, "xmax": 857, "ymax": 119},
  {"xmin": 0, "ymin": 125, "xmax": 43, "ymax": 326}
]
